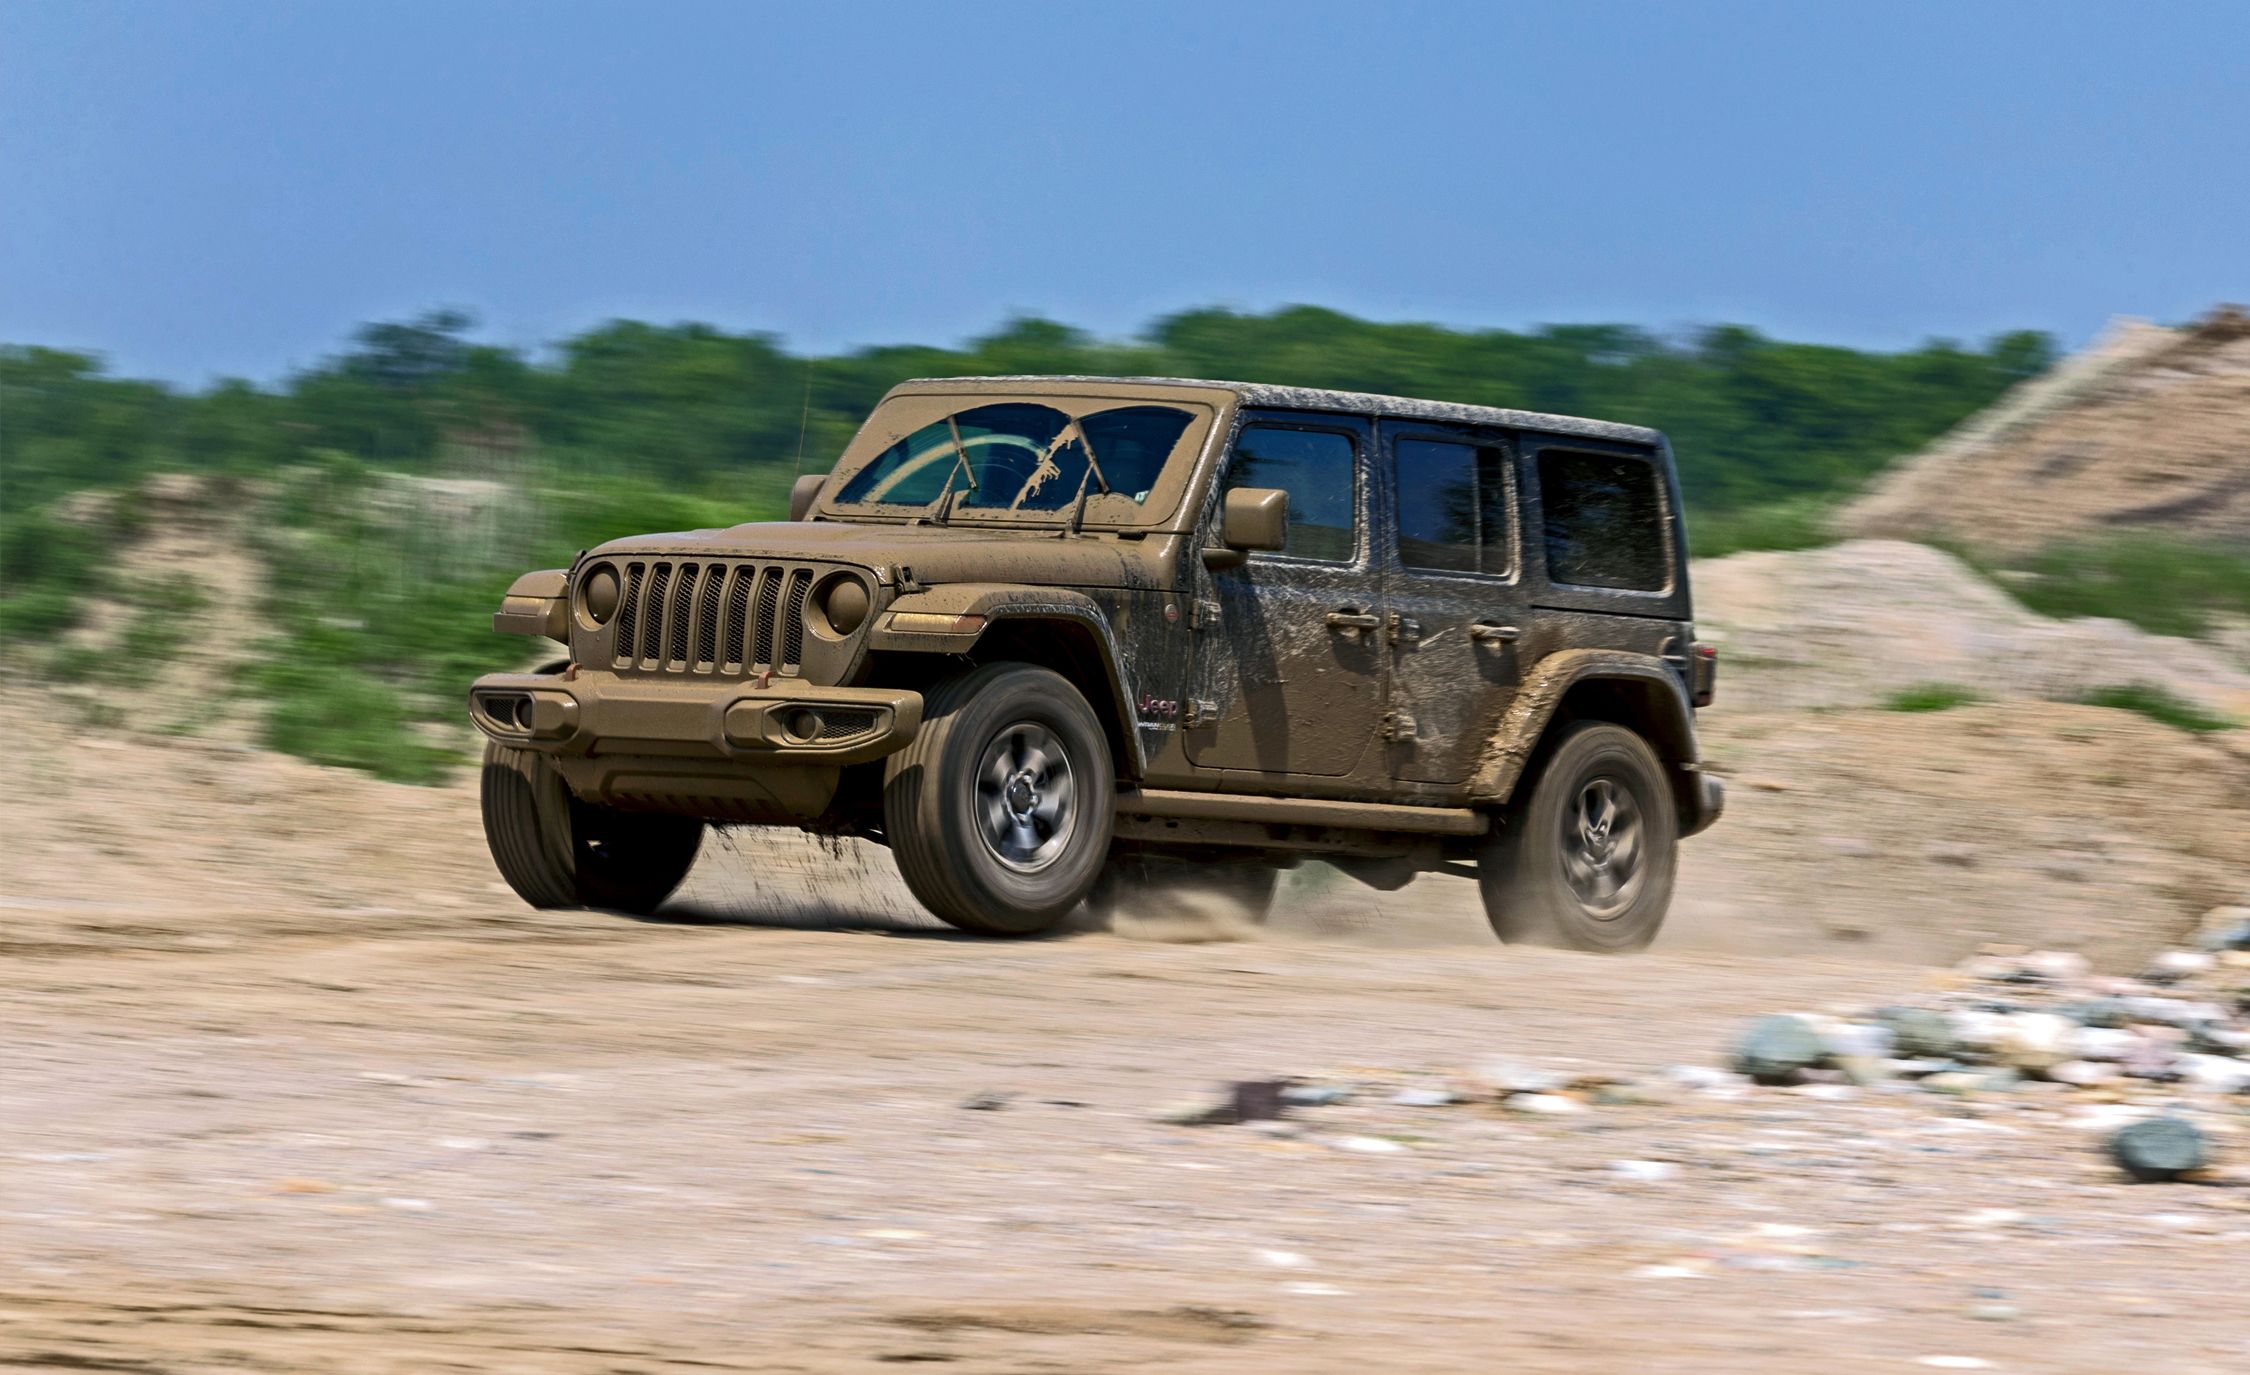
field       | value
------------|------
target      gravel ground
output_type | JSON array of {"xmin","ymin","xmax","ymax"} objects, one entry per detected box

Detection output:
[{"xmin": 5, "ymin": 684, "xmax": 2250, "ymax": 1372}]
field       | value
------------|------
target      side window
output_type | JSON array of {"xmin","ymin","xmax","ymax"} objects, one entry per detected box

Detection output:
[
  {"xmin": 1537, "ymin": 448, "xmax": 1668, "ymax": 591},
  {"xmin": 1226, "ymin": 425, "xmax": 1357, "ymax": 561},
  {"xmin": 1394, "ymin": 437, "xmax": 1514, "ymax": 577}
]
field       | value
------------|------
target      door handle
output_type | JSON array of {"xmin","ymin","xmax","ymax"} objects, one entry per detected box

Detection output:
[
  {"xmin": 1470, "ymin": 623, "xmax": 1521, "ymax": 643},
  {"xmin": 1326, "ymin": 610, "xmax": 1381, "ymax": 633}
]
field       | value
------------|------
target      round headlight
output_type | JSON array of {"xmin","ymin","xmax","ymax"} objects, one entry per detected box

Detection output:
[
  {"xmin": 812, "ymin": 574, "xmax": 870, "ymax": 637},
  {"xmin": 579, "ymin": 564, "xmax": 622, "ymax": 626}
]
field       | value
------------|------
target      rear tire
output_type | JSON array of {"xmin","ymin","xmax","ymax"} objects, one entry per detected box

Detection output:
[
  {"xmin": 1083, "ymin": 852, "xmax": 1282, "ymax": 926},
  {"xmin": 480, "ymin": 743, "xmax": 704, "ymax": 915},
  {"xmin": 883, "ymin": 663, "xmax": 1115, "ymax": 936},
  {"xmin": 1478, "ymin": 722, "xmax": 1676, "ymax": 953}
]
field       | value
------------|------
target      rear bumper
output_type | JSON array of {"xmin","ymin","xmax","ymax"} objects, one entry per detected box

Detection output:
[
  {"xmin": 468, "ymin": 670, "xmax": 922, "ymax": 769},
  {"xmin": 1682, "ymin": 772, "xmax": 1725, "ymax": 837}
]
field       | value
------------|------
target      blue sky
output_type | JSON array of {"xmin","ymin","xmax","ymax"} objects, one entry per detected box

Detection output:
[{"xmin": 4, "ymin": 1, "xmax": 2246, "ymax": 383}]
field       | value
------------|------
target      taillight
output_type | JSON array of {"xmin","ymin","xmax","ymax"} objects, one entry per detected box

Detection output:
[{"xmin": 1691, "ymin": 643, "xmax": 1718, "ymax": 708}]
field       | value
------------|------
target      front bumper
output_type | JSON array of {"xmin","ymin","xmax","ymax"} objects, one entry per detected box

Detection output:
[{"xmin": 469, "ymin": 670, "xmax": 922, "ymax": 768}]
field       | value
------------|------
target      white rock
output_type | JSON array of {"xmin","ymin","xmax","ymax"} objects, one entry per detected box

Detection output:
[
  {"xmin": 2024, "ymin": 950, "xmax": 2091, "ymax": 980},
  {"xmin": 1391, "ymin": 1087, "xmax": 1457, "ymax": 1107},
  {"xmin": 1818, "ymin": 1020, "xmax": 1894, "ymax": 1059},
  {"xmin": 1790, "ymin": 1083, "xmax": 1861, "ymax": 1102},
  {"xmin": 2047, "ymin": 1060, "xmax": 2118, "ymax": 1088},
  {"xmin": 2149, "ymin": 950, "xmax": 2215, "ymax": 979},
  {"xmin": 1473, "ymin": 1060, "xmax": 1563, "ymax": 1095},
  {"xmin": 1667, "ymin": 1065, "xmax": 1745, "ymax": 1092},
  {"xmin": 1609, "ymin": 1159, "xmax": 1679, "ymax": 1183},
  {"xmin": 1947, "ymin": 1010, "xmax": 2010, "ymax": 1050},
  {"xmin": 1507, "ymin": 1093, "xmax": 1588, "ymax": 1116},
  {"xmin": 2072, "ymin": 1027, "xmax": 2140, "ymax": 1061},
  {"xmin": 1994, "ymin": 1013, "xmax": 2076, "ymax": 1074},
  {"xmin": 1330, "ymin": 1135, "xmax": 1407, "ymax": 1154},
  {"xmin": 2180, "ymin": 1055, "xmax": 2250, "ymax": 1095}
]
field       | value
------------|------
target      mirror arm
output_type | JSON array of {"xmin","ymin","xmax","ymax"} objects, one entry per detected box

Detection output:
[{"xmin": 1202, "ymin": 546, "xmax": 1247, "ymax": 570}]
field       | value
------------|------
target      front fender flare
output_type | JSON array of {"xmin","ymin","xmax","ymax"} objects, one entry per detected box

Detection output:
[{"xmin": 867, "ymin": 583, "xmax": 1144, "ymax": 776}]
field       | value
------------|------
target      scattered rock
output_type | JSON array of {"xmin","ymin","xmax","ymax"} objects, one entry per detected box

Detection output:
[
  {"xmin": 1506, "ymin": 1093, "xmax": 1588, "ymax": 1116},
  {"xmin": 1471, "ymin": 1060, "xmax": 1564, "ymax": 1096},
  {"xmin": 1153, "ymin": 1081, "xmax": 1290, "ymax": 1126},
  {"xmin": 2109, "ymin": 1117, "xmax": 2209, "ymax": 1182},
  {"xmin": 1608, "ymin": 1159, "xmax": 1679, "ymax": 1183},
  {"xmin": 1993, "ymin": 1012, "xmax": 2075, "ymax": 1076},
  {"xmin": 1877, "ymin": 1006, "xmax": 1959, "ymax": 1057},
  {"xmin": 1732, "ymin": 1015, "xmax": 1827, "ymax": 1083}
]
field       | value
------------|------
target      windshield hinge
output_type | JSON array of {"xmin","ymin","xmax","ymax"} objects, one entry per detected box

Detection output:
[{"xmin": 1189, "ymin": 598, "xmax": 1222, "ymax": 631}]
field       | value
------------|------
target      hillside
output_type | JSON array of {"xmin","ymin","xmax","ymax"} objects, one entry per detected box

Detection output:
[{"xmin": 1842, "ymin": 304, "xmax": 2250, "ymax": 555}]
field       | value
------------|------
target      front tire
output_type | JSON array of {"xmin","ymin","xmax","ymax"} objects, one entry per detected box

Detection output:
[
  {"xmin": 883, "ymin": 663, "xmax": 1115, "ymax": 936},
  {"xmin": 480, "ymin": 743, "xmax": 704, "ymax": 915},
  {"xmin": 1478, "ymin": 722, "xmax": 1676, "ymax": 953}
]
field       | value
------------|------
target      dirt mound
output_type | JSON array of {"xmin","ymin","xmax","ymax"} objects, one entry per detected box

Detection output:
[
  {"xmin": 1841, "ymin": 305, "xmax": 2250, "ymax": 555},
  {"xmin": 1693, "ymin": 539, "xmax": 2250, "ymax": 721},
  {"xmin": 48, "ymin": 472, "xmax": 271, "ymax": 746}
]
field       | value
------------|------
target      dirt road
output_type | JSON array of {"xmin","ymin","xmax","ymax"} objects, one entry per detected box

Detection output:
[{"xmin": 5, "ymin": 685, "xmax": 2250, "ymax": 1372}]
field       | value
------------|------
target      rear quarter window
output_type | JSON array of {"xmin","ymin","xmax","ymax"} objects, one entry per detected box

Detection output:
[{"xmin": 1537, "ymin": 448, "xmax": 1668, "ymax": 591}]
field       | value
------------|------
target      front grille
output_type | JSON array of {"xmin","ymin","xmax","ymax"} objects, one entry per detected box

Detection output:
[{"xmin": 605, "ymin": 559, "xmax": 824, "ymax": 675}]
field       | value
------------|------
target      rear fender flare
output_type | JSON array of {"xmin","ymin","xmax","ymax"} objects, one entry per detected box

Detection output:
[{"xmin": 1468, "ymin": 649, "xmax": 1699, "ymax": 807}]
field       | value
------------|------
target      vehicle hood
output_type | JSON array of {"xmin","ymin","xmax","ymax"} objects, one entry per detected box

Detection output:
[{"xmin": 588, "ymin": 520, "xmax": 1181, "ymax": 592}]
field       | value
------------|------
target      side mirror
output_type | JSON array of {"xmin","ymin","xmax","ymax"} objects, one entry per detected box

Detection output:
[
  {"xmin": 789, "ymin": 473, "xmax": 827, "ymax": 522},
  {"xmin": 1204, "ymin": 487, "xmax": 1289, "ymax": 568}
]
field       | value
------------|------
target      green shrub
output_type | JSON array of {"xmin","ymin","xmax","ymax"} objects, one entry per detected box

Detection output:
[
  {"xmin": 1688, "ymin": 496, "xmax": 1840, "ymax": 560},
  {"xmin": 1988, "ymin": 535, "xmax": 2250, "ymax": 639},
  {"xmin": 256, "ymin": 660, "xmax": 458, "ymax": 783},
  {"xmin": 0, "ymin": 509, "xmax": 112, "ymax": 650},
  {"xmin": 1883, "ymin": 683, "xmax": 1983, "ymax": 713},
  {"xmin": 2076, "ymin": 684, "xmax": 2238, "ymax": 734}
]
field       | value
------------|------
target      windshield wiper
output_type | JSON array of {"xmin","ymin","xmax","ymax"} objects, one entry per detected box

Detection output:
[
  {"xmin": 926, "ymin": 416, "xmax": 979, "ymax": 526},
  {"xmin": 1063, "ymin": 428, "xmax": 1114, "ymax": 536}
]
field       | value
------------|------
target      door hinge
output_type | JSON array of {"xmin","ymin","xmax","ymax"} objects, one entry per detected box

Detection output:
[
  {"xmin": 1381, "ymin": 708, "xmax": 1418, "ymax": 742},
  {"xmin": 1183, "ymin": 698, "xmax": 1220, "ymax": 727},
  {"xmin": 1190, "ymin": 598, "xmax": 1222, "ymax": 630}
]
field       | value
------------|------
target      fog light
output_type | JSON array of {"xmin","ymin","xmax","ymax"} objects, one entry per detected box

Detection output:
[{"xmin": 786, "ymin": 708, "xmax": 825, "ymax": 741}]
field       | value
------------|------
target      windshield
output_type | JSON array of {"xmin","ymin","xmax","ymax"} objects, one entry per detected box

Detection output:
[{"xmin": 832, "ymin": 402, "xmax": 1196, "ymax": 514}]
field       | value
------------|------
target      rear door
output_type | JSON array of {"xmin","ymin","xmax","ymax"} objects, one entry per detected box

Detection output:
[
  {"xmin": 1379, "ymin": 420, "xmax": 1529, "ymax": 784},
  {"xmin": 1183, "ymin": 411, "xmax": 1384, "ymax": 778}
]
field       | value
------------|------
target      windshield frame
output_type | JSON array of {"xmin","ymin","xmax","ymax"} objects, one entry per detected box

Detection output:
[{"xmin": 816, "ymin": 384, "xmax": 1226, "ymax": 530}]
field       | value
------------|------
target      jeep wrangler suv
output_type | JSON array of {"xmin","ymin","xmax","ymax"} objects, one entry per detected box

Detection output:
[{"xmin": 471, "ymin": 376, "xmax": 1722, "ymax": 950}]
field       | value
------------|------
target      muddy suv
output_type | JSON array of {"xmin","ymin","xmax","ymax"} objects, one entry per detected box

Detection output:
[{"xmin": 471, "ymin": 376, "xmax": 1722, "ymax": 950}]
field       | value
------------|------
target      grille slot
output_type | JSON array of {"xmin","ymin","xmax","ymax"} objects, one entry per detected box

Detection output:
[
  {"xmin": 602, "ymin": 558, "xmax": 829, "ymax": 677},
  {"xmin": 780, "ymin": 569, "xmax": 812, "ymax": 671}
]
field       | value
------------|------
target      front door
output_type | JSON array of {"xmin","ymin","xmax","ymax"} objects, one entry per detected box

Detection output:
[
  {"xmin": 1380, "ymin": 421, "xmax": 1528, "ymax": 785},
  {"xmin": 1183, "ymin": 412, "xmax": 1383, "ymax": 778}
]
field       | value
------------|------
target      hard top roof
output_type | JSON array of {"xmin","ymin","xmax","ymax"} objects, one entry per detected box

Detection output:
[{"xmin": 893, "ymin": 374, "xmax": 1665, "ymax": 448}]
